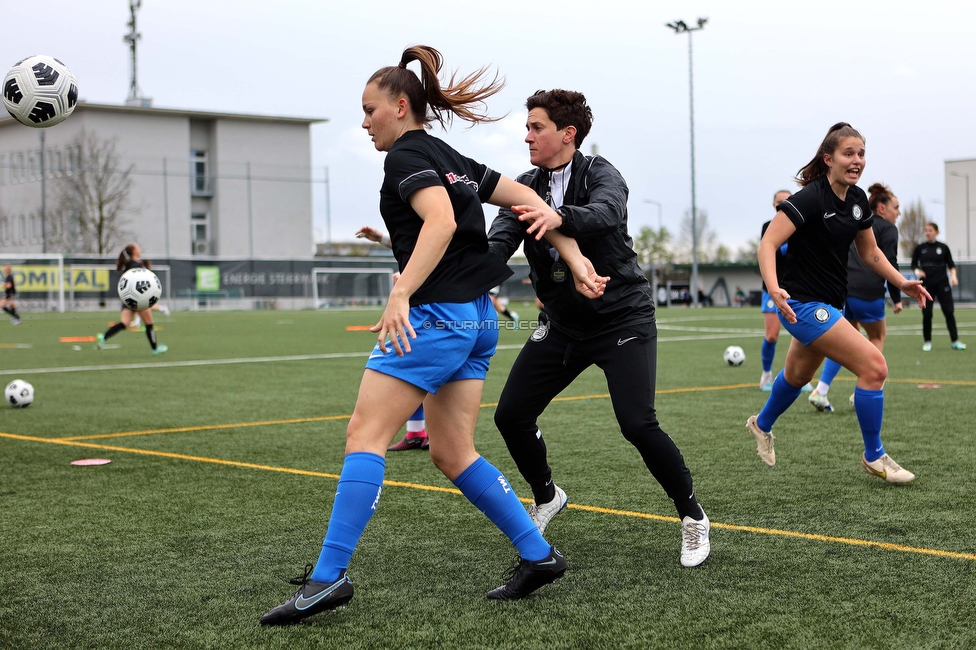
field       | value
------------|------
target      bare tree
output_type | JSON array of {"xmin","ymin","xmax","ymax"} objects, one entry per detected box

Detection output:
[
  {"xmin": 675, "ymin": 208, "xmax": 716, "ymax": 263},
  {"xmin": 898, "ymin": 198, "xmax": 928, "ymax": 259},
  {"xmin": 52, "ymin": 131, "xmax": 134, "ymax": 254}
]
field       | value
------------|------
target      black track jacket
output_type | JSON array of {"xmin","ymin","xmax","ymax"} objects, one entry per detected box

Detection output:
[{"xmin": 488, "ymin": 150, "xmax": 653, "ymax": 338}]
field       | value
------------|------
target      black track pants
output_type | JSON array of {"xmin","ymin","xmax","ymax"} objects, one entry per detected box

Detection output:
[
  {"xmin": 922, "ymin": 276, "xmax": 958, "ymax": 341},
  {"xmin": 493, "ymin": 317, "xmax": 697, "ymax": 512}
]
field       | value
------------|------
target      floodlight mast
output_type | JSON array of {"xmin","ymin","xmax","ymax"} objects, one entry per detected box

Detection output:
[
  {"xmin": 124, "ymin": 1, "xmax": 144, "ymax": 104},
  {"xmin": 666, "ymin": 17, "xmax": 707, "ymax": 307}
]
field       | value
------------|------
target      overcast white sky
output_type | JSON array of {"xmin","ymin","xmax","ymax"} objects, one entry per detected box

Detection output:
[{"xmin": 4, "ymin": 0, "xmax": 976, "ymax": 252}]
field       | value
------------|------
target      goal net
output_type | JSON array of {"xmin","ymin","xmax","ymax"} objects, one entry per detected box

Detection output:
[
  {"xmin": 312, "ymin": 267, "xmax": 394, "ymax": 308},
  {"xmin": 0, "ymin": 253, "xmax": 65, "ymax": 313}
]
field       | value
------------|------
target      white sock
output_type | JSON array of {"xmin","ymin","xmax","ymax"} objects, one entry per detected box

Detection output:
[{"xmin": 816, "ymin": 381, "xmax": 830, "ymax": 396}]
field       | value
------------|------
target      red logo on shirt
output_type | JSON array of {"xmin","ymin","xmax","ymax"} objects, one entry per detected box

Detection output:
[{"xmin": 444, "ymin": 172, "xmax": 479, "ymax": 190}]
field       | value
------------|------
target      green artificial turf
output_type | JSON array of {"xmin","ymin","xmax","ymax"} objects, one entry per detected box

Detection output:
[{"xmin": 1, "ymin": 305, "xmax": 974, "ymax": 649}]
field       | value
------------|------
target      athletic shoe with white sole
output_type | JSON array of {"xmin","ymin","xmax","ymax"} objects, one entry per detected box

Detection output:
[
  {"xmin": 680, "ymin": 510, "xmax": 711, "ymax": 567},
  {"xmin": 152, "ymin": 344, "xmax": 168, "ymax": 355},
  {"xmin": 808, "ymin": 390, "xmax": 834, "ymax": 413},
  {"xmin": 486, "ymin": 546, "xmax": 566, "ymax": 600},
  {"xmin": 951, "ymin": 341, "xmax": 967, "ymax": 350},
  {"xmin": 746, "ymin": 415, "xmax": 776, "ymax": 466},
  {"xmin": 849, "ymin": 393, "xmax": 855, "ymax": 407},
  {"xmin": 862, "ymin": 454, "xmax": 916, "ymax": 484},
  {"xmin": 800, "ymin": 382, "xmax": 814, "ymax": 393},
  {"xmin": 527, "ymin": 485, "xmax": 568, "ymax": 535},
  {"xmin": 95, "ymin": 333, "xmax": 105, "ymax": 350},
  {"xmin": 759, "ymin": 380, "xmax": 773, "ymax": 392},
  {"xmin": 922, "ymin": 341, "xmax": 932, "ymax": 352},
  {"xmin": 260, "ymin": 566, "xmax": 354, "ymax": 626}
]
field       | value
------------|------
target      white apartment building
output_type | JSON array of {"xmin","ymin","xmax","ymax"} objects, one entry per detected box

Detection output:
[
  {"xmin": 944, "ymin": 158, "xmax": 976, "ymax": 262},
  {"xmin": 0, "ymin": 101, "xmax": 325, "ymax": 259}
]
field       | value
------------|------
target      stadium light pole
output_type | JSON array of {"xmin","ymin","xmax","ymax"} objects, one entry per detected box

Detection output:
[
  {"xmin": 949, "ymin": 171, "xmax": 970, "ymax": 257},
  {"xmin": 667, "ymin": 17, "xmax": 707, "ymax": 307},
  {"xmin": 643, "ymin": 199, "xmax": 663, "ymax": 230}
]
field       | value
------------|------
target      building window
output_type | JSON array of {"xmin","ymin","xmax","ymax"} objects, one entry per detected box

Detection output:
[{"xmin": 190, "ymin": 150, "xmax": 212, "ymax": 196}]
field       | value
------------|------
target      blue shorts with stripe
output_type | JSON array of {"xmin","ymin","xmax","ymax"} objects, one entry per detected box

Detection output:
[
  {"xmin": 365, "ymin": 293, "xmax": 498, "ymax": 394},
  {"xmin": 779, "ymin": 299, "xmax": 843, "ymax": 346},
  {"xmin": 761, "ymin": 291, "xmax": 778, "ymax": 313},
  {"xmin": 844, "ymin": 296, "xmax": 886, "ymax": 324}
]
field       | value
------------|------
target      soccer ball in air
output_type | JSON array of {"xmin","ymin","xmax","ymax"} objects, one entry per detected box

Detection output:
[
  {"xmin": 6, "ymin": 379, "xmax": 34, "ymax": 408},
  {"xmin": 118, "ymin": 268, "xmax": 162, "ymax": 311},
  {"xmin": 3, "ymin": 55, "xmax": 79, "ymax": 128},
  {"xmin": 723, "ymin": 345, "xmax": 746, "ymax": 367}
]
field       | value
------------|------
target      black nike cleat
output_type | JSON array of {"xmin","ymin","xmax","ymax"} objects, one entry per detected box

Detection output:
[
  {"xmin": 486, "ymin": 546, "xmax": 566, "ymax": 600},
  {"xmin": 260, "ymin": 565, "xmax": 354, "ymax": 626}
]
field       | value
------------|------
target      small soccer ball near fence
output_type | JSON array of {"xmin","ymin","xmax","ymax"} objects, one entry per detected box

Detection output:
[
  {"xmin": 118, "ymin": 268, "xmax": 162, "ymax": 311},
  {"xmin": 5, "ymin": 379, "xmax": 34, "ymax": 408},
  {"xmin": 3, "ymin": 55, "xmax": 78, "ymax": 128},
  {"xmin": 723, "ymin": 345, "xmax": 746, "ymax": 367}
]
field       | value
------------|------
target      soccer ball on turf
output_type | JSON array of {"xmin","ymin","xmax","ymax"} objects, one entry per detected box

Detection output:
[
  {"xmin": 723, "ymin": 345, "xmax": 746, "ymax": 367},
  {"xmin": 5, "ymin": 379, "xmax": 34, "ymax": 408},
  {"xmin": 118, "ymin": 268, "xmax": 162, "ymax": 311},
  {"xmin": 3, "ymin": 55, "xmax": 79, "ymax": 128}
]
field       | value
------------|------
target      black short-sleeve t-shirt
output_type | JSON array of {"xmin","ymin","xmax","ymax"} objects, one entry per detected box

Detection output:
[
  {"xmin": 380, "ymin": 130, "xmax": 512, "ymax": 306},
  {"xmin": 776, "ymin": 176, "xmax": 873, "ymax": 309}
]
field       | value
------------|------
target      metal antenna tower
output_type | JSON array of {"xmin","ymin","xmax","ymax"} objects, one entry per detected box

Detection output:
[{"xmin": 124, "ymin": 1, "xmax": 151, "ymax": 106}]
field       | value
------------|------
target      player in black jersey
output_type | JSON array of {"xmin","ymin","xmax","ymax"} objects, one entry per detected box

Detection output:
[
  {"xmin": 2, "ymin": 265, "xmax": 23, "ymax": 325},
  {"xmin": 912, "ymin": 222, "xmax": 965, "ymax": 350},
  {"xmin": 95, "ymin": 244, "xmax": 168, "ymax": 355},
  {"xmin": 488, "ymin": 89, "xmax": 710, "ymax": 568},
  {"xmin": 809, "ymin": 183, "xmax": 904, "ymax": 412},
  {"xmin": 746, "ymin": 123, "xmax": 930, "ymax": 484},
  {"xmin": 261, "ymin": 46, "xmax": 609, "ymax": 627},
  {"xmin": 759, "ymin": 191, "xmax": 813, "ymax": 393}
]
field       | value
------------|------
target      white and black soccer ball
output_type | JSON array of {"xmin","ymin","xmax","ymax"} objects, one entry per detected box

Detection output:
[
  {"xmin": 118, "ymin": 268, "xmax": 162, "ymax": 311},
  {"xmin": 5, "ymin": 379, "xmax": 34, "ymax": 408},
  {"xmin": 723, "ymin": 345, "xmax": 746, "ymax": 367},
  {"xmin": 3, "ymin": 55, "xmax": 78, "ymax": 128}
]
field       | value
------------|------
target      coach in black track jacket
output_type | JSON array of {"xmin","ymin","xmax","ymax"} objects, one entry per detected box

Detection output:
[{"xmin": 488, "ymin": 89, "xmax": 709, "ymax": 567}]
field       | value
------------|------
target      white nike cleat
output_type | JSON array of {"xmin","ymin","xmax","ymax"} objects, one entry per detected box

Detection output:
[
  {"xmin": 680, "ymin": 509, "xmax": 711, "ymax": 567},
  {"xmin": 746, "ymin": 415, "xmax": 775, "ymax": 466},
  {"xmin": 527, "ymin": 485, "xmax": 568, "ymax": 535},
  {"xmin": 862, "ymin": 454, "xmax": 916, "ymax": 484},
  {"xmin": 809, "ymin": 390, "xmax": 834, "ymax": 413}
]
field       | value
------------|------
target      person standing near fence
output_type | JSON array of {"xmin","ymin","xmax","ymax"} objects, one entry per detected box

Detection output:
[
  {"xmin": 912, "ymin": 223, "xmax": 966, "ymax": 351},
  {"xmin": 2, "ymin": 266, "xmax": 23, "ymax": 325}
]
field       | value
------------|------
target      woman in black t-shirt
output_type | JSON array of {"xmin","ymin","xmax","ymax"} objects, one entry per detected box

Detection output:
[
  {"xmin": 1, "ymin": 265, "xmax": 22, "ymax": 325},
  {"xmin": 746, "ymin": 123, "xmax": 930, "ymax": 484},
  {"xmin": 261, "ymin": 45, "xmax": 607, "ymax": 627},
  {"xmin": 95, "ymin": 243, "xmax": 167, "ymax": 355},
  {"xmin": 912, "ymin": 222, "xmax": 965, "ymax": 350}
]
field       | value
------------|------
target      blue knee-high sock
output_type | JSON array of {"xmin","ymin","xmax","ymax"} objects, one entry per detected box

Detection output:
[
  {"xmin": 761, "ymin": 339, "xmax": 776, "ymax": 372},
  {"xmin": 757, "ymin": 370, "xmax": 805, "ymax": 432},
  {"xmin": 819, "ymin": 358, "xmax": 842, "ymax": 387},
  {"xmin": 311, "ymin": 452, "xmax": 386, "ymax": 583},
  {"xmin": 410, "ymin": 405, "xmax": 424, "ymax": 421},
  {"xmin": 453, "ymin": 456, "xmax": 550, "ymax": 562},
  {"xmin": 854, "ymin": 387, "xmax": 885, "ymax": 462}
]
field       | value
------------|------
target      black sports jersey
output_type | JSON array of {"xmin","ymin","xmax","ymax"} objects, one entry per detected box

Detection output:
[
  {"xmin": 847, "ymin": 217, "xmax": 901, "ymax": 303},
  {"xmin": 3, "ymin": 271, "xmax": 15, "ymax": 298},
  {"xmin": 760, "ymin": 220, "xmax": 788, "ymax": 293},
  {"xmin": 911, "ymin": 240, "xmax": 954, "ymax": 284},
  {"xmin": 777, "ymin": 176, "xmax": 873, "ymax": 309},
  {"xmin": 380, "ymin": 130, "xmax": 511, "ymax": 306}
]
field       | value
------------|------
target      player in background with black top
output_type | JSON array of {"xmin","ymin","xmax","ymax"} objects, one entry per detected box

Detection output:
[
  {"xmin": 809, "ymin": 183, "xmax": 904, "ymax": 412},
  {"xmin": 747, "ymin": 123, "xmax": 930, "ymax": 484},
  {"xmin": 759, "ymin": 191, "xmax": 813, "ymax": 393},
  {"xmin": 2, "ymin": 266, "xmax": 23, "ymax": 325},
  {"xmin": 96, "ymin": 244, "xmax": 168, "ymax": 355},
  {"xmin": 260, "ymin": 47, "xmax": 609, "ymax": 627},
  {"xmin": 912, "ymin": 222, "xmax": 965, "ymax": 351},
  {"xmin": 488, "ymin": 89, "xmax": 710, "ymax": 568}
]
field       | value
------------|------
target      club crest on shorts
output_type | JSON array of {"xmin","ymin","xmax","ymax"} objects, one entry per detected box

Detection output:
[
  {"xmin": 852, "ymin": 205, "xmax": 863, "ymax": 220},
  {"xmin": 530, "ymin": 320, "xmax": 549, "ymax": 342},
  {"xmin": 814, "ymin": 307, "xmax": 830, "ymax": 323},
  {"xmin": 766, "ymin": 299, "xmax": 775, "ymax": 309}
]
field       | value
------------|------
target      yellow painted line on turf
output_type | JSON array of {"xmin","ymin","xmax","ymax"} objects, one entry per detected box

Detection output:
[
  {"xmin": 3, "ymin": 429, "xmax": 975, "ymax": 563},
  {"xmin": 56, "ymin": 415, "xmax": 353, "ymax": 441}
]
